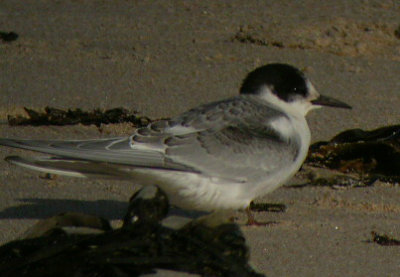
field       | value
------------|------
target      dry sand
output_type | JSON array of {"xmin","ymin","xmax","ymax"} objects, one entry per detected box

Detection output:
[{"xmin": 1, "ymin": 1, "xmax": 400, "ymax": 276}]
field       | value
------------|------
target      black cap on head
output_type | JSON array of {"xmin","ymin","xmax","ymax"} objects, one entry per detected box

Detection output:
[{"xmin": 240, "ymin": 63, "xmax": 308, "ymax": 102}]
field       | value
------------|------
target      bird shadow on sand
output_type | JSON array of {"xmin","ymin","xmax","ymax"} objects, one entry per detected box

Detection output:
[
  {"xmin": 0, "ymin": 198, "xmax": 128, "ymax": 220},
  {"xmin": 0, "ymin": 198, "xmax": 209, "ymax": 221}
]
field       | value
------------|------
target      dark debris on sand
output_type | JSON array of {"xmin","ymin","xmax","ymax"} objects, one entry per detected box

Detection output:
[
  {"xmin": 305, "ymin": 125, "xmax": 400, "ymax": 186},
  {"xmin": 250, "ymin": 202, "xmax": 286, "ymax": 213},
  {"xmin": 0, "ymin": 186, "xmax": 264, "ymax": 277},
  {"xmin": 8, "ymin": 107, "xmax": 152, "ymax": 128},
  {"xmin": 0, "ymin": 31, "xmax": 18, "ymax": 42},
  {"xmin": 395, "ymin": 24, "xmax": 400, "ymax": 39},
  {"xmin": 369, "ymin": 232, "xmax": 400, "ymax": 246}
]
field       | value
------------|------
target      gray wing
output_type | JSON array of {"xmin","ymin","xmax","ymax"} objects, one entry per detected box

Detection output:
[
  {"xmin": 0, "ymin": 96, "xmax": 300, "ymax": 181},
  {"xmin": 134, "ymin": 96, "xmax": 301, "ymax": 181},
  {"xmin": 162, "ymin": 123, "xmax": 300, "ymax": 182}
]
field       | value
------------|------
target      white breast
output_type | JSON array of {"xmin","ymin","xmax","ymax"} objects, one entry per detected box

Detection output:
[{"xmin": 259, "ymin": 114, "xmax": 311, "ymax": 194}]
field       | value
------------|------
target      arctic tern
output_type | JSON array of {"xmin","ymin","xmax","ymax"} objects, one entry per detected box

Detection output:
[{"xmin": 0, "ymin": 63, "xmax": 351, "ymax": 224}]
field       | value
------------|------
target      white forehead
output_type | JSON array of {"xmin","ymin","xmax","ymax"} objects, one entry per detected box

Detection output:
[{"xmin": 306, "ymin": 80, "xmax": 319, "ymax": 99}]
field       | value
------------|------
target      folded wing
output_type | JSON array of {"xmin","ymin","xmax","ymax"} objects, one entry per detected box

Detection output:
[{"xmin": 0, "ymin": 96, "xmax": 300, "ymax": 181}]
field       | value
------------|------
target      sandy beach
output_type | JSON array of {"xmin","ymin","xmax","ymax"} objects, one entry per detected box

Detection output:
[{"xmin": 1, "ymin": 1, "xmax": 400, "ymax": 276}]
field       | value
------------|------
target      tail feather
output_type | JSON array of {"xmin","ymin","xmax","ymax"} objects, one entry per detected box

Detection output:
[
  {"xmin": 0, "ymin": 137, "xmax": 195, "ymax": 172},
  {"xmin": 5, "ymin": 156, "xmax": 135, "ymax": 179}
]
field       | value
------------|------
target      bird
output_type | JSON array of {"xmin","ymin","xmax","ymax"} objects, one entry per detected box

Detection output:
[{"xmin": 0, "ymin": 63, "xmax": 351, "ymax": 225}]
